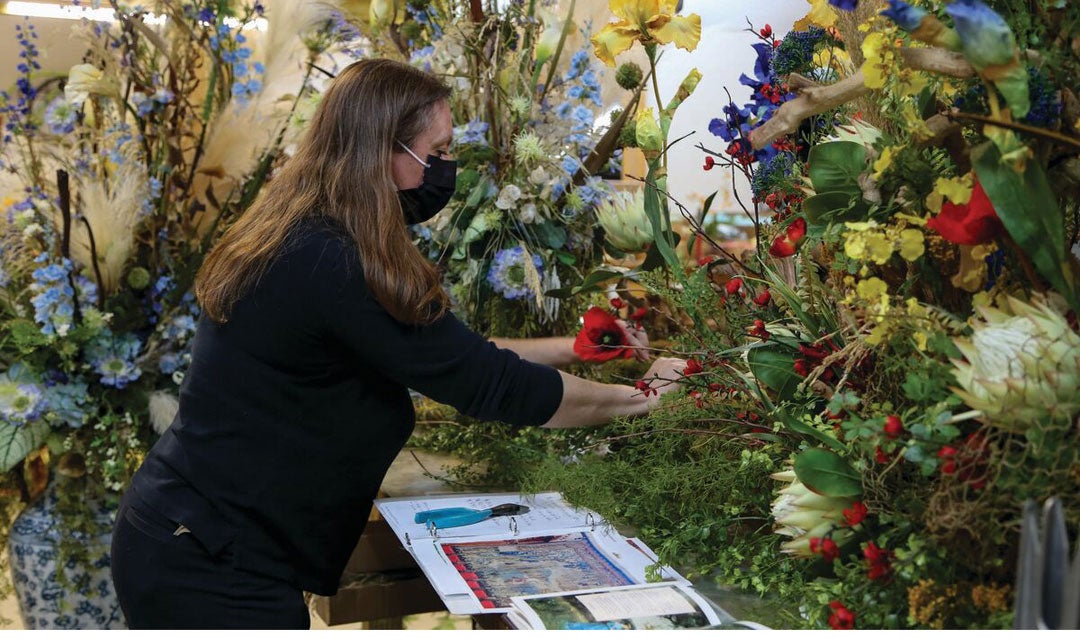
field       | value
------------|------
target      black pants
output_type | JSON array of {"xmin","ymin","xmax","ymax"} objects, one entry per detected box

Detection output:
[{"xmin": 110, "ymin": 497, "xmax": 309, "ymax": 629}]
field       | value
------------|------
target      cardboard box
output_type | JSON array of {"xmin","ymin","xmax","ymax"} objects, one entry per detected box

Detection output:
[
  {"xmin": 310, "ymin": 519, "xmax": 447, "ymax": 625},
  {"xmin": 311, "ymin": 574, "xmax": 445, "ymax": 625}
]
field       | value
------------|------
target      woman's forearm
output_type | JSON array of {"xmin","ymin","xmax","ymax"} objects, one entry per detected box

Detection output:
[
  {"xmin": 541, "ymin": 371, "xmax": 655, "ymax": 428},
  {"xmin": 491, "ymin": 337, "xmax": 578, "ymax": 368}
]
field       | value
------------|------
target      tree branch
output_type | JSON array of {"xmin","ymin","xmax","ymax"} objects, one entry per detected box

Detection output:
[{"xmin": 750, "ymin": 47, "xmax": 977, "ymax": 150}]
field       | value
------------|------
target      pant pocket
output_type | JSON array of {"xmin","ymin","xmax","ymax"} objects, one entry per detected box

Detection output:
[{"xmin": 122, "ymin": 503, "xmax": 187, "ymax": 545}]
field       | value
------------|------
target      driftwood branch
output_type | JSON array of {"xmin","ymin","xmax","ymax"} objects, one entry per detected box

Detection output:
[{"xmin": 750, "ymin": 47, "xmax": 977, "ymax": 150}]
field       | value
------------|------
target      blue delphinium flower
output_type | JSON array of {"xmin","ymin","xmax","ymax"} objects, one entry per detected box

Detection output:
[
  {"xmin": 86, "ymin": 332, "xmax": 143, "ymax": 389},
  {"xmin": 829, "ymin": 0, "xmax": 857, "ymax": 10},
  {"xmin": 487, "ymin": 247, "xmax": 544, "ymax": 300},
  {"xmin": 44, "ymin": 97, "xmax": 77, "ymax": 134},
  {"xmin": 565, "ymin": 50, "xmax": 590, "ymax": 80},
  {"xmin": 453, "ymin": 119, "xmax": 490, "ymax": 146},
  {"xmin": 566, "ymin": 105, "xmax": 595, "ymax": 144},
  {"xmin": 160, "ymin": 313, "xmax": 197, "ymax": 342},
  {"xmin": 30, "ymin": 256, "xmax": 78, "ymax": 337},
  {"xmin": 880, "ymin": 0, "xmax": 927, "ymax": 32}
]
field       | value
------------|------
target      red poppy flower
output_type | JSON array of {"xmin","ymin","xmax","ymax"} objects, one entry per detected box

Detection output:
[
  {"xmin": 926, "ymin": 181, "xmax": 1003, "ymax": 245},
  {"xmin": 769, "ymin": 218, "xmax": 807, "ymax": 258},
  {"xmin": 574, "ymin": 307, "xmax": 633, "ymax": 362},
  {"xmin": 843, "ymin": 501, "xmax": 868, "ymax": 527},
  {"xmin": 828, "ymin": 601, "xmax": 855, "ymax": 630},
  {"xmin": 864, "ymin": 542, "xmax": 893, "ymax": 581},
  {"xmin": 883, "ymin": 415, "xmax": 904, "ymax": 439}
]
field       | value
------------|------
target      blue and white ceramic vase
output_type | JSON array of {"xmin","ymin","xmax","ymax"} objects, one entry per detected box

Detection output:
[{"xmin": 8, "ymin": 484, "xmax": 125, "ymax": 629}]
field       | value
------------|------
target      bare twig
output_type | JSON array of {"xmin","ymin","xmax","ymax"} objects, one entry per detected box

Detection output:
[{"xmin": 946, "ymin": 110, "xmax": 1080, "ymax": 150}]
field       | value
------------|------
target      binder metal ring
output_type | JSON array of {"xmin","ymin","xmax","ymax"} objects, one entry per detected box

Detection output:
[
  {"xmin": 509, "ymin": 516, "xmax": 519, "ymax": 536},
  {"xmin": 586, "ymin": 512, "xmax": 596, "ymax": 531}
]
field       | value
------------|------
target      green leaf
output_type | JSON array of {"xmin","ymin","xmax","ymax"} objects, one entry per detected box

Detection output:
[
  {"xmin": 802, "ymin": 192, "xmax": 857, "ymax": 226},
  {"xmin": 0, "ymin": 420, "xmax": 48, "ymax": 473},
  {"xmin": 972, "ymin": 142, "xmax": 1079, "ymax": 311},
  {"xmin": 555, "ymin": 251, "xmax": 576, "ymax": 266},
  {"xmin": 776, "ymin": 409, "xmax": 844, "ymax": 451},
  {"xmin": 546, "ymin": 267, "xmax": 625, "ymax": 298},
  {"xmin": 808, "ymin": 141, "xmax": 866, "ymax": 196},
  {"xmin": 794, "ymin": 448, "xmax": 862, "ymax": 498},
  {"xmin": 643, "ymin": 162, "xmax": 679, "ymax": 270},
  {"xmin": 534, "ymin": 221, "xmax": 568, "ymax": 250},
  {"xmin": 747, "ymin": 344, "xmax": 801, "ymax": 401}
]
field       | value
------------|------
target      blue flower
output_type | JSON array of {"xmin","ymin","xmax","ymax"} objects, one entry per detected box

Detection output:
[
  {"xmin": 0, "ymin": 375, "xmax": 45, "ymax": 425},
  {"xmin": 158, "ymin": 353, "xmax": 181, "ymax": 375},
  {"xmin": 453, "ymin": 119, "xmax": 489, "ymax": 146},
  {"xmin": 41, "ymin": 380, "xmax": 90, "ymax": 428},
  {"xmin": 771, "ymin": 27, "xmax": 828, "ymax": 77},
  {"xmin": 486, "ymin": 247, "xmax": 544, "ymax": 300},
  {"xmin": 829, "ymin": 0, "xmax": 857, "ymax": 10},
  {"xmin": 565, "ymin": 50, "xmax": 590, "ymax": 80},
  {"xmin": 944, "ymin": 0, "xmax": 1017, "ymax": 69},
  {"xmin": 44, "ymin": 97, "xmax": 77, "ymax": 134},
  {"xmin": 880, "ymin": 0, "xmax": 927, "ymax": 32},
  {"xmin": 86, "ymin": 332, "xmax": 143, "ymax": 389},
  {"xmin": 197, "ymin": 7, "xmax": 214, "ymax": 23}
]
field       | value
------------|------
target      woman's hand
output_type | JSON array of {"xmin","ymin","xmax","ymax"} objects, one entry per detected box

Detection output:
[
  {"xmin": 637, "ymin": 357, "xmax": 687, "ymax": 407},
  {"xmin": 617, "ymin": 319, "xmax": 651, "ymax": 362}
]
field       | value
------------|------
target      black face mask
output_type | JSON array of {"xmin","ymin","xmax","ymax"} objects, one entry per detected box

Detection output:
[{"xmin": 398, "ymin": 155, "xmax": 457, "ymax": 225}]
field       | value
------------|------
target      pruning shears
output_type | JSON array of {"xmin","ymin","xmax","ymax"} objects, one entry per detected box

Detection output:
[{"xmin": 413, "ymin": 503, "xmax": 530, "ymax": 529}]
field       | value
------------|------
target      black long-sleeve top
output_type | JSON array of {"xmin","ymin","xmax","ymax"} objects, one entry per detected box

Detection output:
[{"xmin": 128, "ymin": 217, "xmax": 564, "ymax": 595}]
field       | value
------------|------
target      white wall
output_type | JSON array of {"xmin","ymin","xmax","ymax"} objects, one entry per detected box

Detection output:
[
  {"xmin": 651, "ymin": 0, "xmax": 810, "ymax": 214},
  {"xmin": 0, "ymin": 14, "xmax": 86, "ymax": 91}
]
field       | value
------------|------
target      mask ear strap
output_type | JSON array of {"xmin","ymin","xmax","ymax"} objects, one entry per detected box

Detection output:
[{"xmin": 395, "ymin": 140, "xmax": 431, "ymax": 168}]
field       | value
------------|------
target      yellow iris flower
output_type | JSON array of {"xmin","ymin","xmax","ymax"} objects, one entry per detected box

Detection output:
[{"xmin": 591, "ymin": 0, "xmax": 701, "ymax": 67}]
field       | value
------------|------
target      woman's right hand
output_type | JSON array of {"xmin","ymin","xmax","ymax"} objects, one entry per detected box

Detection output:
[{"xmin": 638, "ymin": 357, "xmax": 687, "ymax": 408}]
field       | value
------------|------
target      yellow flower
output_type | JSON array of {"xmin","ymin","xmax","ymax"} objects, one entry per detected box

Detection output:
[
  {"xmin": 934, "ymin": 174, "xmax": 973, "ymax": 205},
  {"xmin": 872, "ymin": 145, "xmax": 897, "ymax": 179},
  {"xmin": 857, "ymin": 276, "xmax": 888, "ymax": 301},
  {"xmin": 898, "ymin": 228, "xmax": 925, "ymax": 261},
  {"xmin": 803, "ymin": 0, "xmax": 839, "ymax": 28},
  {"xmin": 861, "ymin": 32, "xmax": 895, "ymax": 90},
  {"xmin": 591, "ymin": 0, "xmax": 701, "ymax": 67},
  {"xmin": 864, "ymin": 234, "xmax": 895, "ymax": 264}
]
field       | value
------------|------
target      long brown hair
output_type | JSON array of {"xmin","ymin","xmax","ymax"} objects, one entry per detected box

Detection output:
[{"xmin": 196, "ymin": 58, "xmax": 451, "ymax": 325}]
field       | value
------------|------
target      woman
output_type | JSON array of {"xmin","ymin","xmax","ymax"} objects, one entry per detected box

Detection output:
[{"xmin": 110, "ymin": 58, "xmax": 685, "ymax": 629}]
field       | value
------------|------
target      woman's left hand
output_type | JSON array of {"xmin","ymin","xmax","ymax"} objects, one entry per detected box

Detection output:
[{"xmin": 617, "ymin": 320, "xmax": 651, "ymax": 362}]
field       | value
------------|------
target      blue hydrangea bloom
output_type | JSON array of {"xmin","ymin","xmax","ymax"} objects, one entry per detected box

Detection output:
[
  {"xmin": 41, "ymin": 380, "xmax": 90, "ymax": 428},
  {"xmin": 487, "ymin": 247, "xmax": 544, "ymax": 300}
]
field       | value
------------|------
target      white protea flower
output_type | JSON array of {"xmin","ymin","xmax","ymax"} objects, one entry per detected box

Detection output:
[
  {"xmin": 518, "ymin": 201, "xmax": 538, "ymax": 224},
  {"xmin": 770, "ymin": 469, "xmax": 853, "ymax": 557},
  {"xmin": 594, "ymin": 189, "xmax": 652, "ymax": 253},
  {"xmin": 528, "ymin": 166, "xmax": 549, "ymax": 186},
  {"xmin": 951, "ymin": 295, "xmax": 1080, "ymax": 432}
]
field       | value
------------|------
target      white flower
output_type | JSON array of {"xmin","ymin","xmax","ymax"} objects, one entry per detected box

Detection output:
[
  {"xmin": 65, "ymin": 63, "xmax": 117, "ymax": 107},
  {"xmin": 519, "ymin": 202, "xmax": 538, "ymax": 224},
  {"xmin": 495, "ymin": 184, "xmax": 523, "ymax": 210},
  {"xmin": 529, "ymin": 167, "xmax": 548, "ymax": 186}
]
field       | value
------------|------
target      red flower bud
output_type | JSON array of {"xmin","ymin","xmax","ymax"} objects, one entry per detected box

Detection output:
[
  {"xmin": 937, "ymin": 445, "xmax": 958, "ymax": 459},
  {"xmin": 874, "ymin": 446, "xmax": 891, "ymax": 464},
  {"xmin": 793, "ymin": 358, "xmax": 812, "ymax": 377},
  {"xmin": 863, "ymin": 542, "xmax": 894, "ymax": 581},
  {"xmin": 753, "ymin": 289, "xmax": 772, "ymax": 306},
  {"xmin": 883, "ymin": 415, "xmax": 904, "ymax": 439},
  {"xmin": 703, "ymin": 155, "xmax": 716, "ymax": 171},
  {"xmin": 609, "ymin": 297, "xmax": 624, "ymax": 309},
  {"xmin": 683, "ymin": 358, "xmax": 703, "ymax": 375},
  {"xmin": 630, "ymin": 306, "xmax": 647, "ymax": 321},
  {"xmin": 760, "ymin": 24, "xmax": 773, "ymax": 38},
  {"xmin": 725, "ymin": 278, "xmax": 743, "ymax": 296},
  {"xmin": 768, "ymin": 218, "xmax": 807, "ymax": 258}
]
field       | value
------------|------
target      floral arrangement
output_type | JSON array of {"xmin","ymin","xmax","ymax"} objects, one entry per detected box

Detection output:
[
  {"xmin": 365, "ymin": 0, "xmax": 648, "ymax": 338},
  {"xmin": 0, "ymin": 0, "xmax": 364, "ymax": 568},
  {"xmin": 517, "ymin": 0, "xmax": 1080, "ymax": 630}
]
